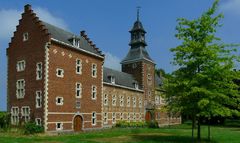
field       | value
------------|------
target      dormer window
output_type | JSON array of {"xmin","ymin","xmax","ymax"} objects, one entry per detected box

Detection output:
[
  {"xmin": 110, "ymin": 76, "xmax": 115, "ymax": 84},
  {"xmin": 72, "ymin": 38, "xmax": 80, "ymax": 48},
  {"xmin": 133, "ymin": 82, "xmax": 139, "ymax": 89}
]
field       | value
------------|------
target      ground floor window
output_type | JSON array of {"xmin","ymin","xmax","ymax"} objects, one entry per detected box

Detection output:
[
  {"xmin": 11, "ymin": 107, "xmax": 19, "ymax": 125},
  {"xmin": 35, "ymin": 118, "xmax": 41, "ymax": 126},
  {"xmin": 56, "ymin": 122, "xmax": 63, "ymax": 130}
]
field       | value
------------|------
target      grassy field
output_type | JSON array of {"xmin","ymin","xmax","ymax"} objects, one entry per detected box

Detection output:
[{"xmin": 0, "ymin": 124, "xmax": 239, "ymax": 143}]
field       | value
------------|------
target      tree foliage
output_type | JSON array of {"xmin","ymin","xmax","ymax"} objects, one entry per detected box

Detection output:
[{"xmin": 165, "ymin": 0, "xmax": 240, "ymax": 141}]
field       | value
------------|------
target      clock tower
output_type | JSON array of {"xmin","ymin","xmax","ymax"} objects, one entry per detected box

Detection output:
[{"xmin": 121, "ymin": 8, "xmax": 155, "ymax": 121}]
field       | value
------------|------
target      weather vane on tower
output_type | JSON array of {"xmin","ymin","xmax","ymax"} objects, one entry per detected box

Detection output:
[{"xmin": 137, "ymin": 6, "xmax": 141, "ymax": 21}]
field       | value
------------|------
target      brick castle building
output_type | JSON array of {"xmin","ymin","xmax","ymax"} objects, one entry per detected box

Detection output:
[{"xmin": 7, "ymin": 5, "xmax": 181, "ymax": 132}]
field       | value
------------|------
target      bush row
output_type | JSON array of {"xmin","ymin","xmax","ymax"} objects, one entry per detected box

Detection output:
[{"xmin": 115, "ymin": 120, "xmax": 159, "ymax": 128}]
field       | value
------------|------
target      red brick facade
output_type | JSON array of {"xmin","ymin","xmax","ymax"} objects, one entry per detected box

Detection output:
[{"xmin": 7, "ymin": 4, "xmax": 181, "ymax": 133}]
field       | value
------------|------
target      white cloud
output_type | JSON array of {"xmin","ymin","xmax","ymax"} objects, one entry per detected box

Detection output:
[
  {"xmin": 35, "ymin": 7, "xmax": 68, "ymax": 30},
  {"xmin": 220, "ymin": 0, "xmax": 240, "ymax": 16},
  {"xmin": 103, "ymin": 52, "xmax": 121, "ymax": 71},
  {"xmin": 0, "ymin": 7, "xmax": 67, "ymax": 41},
  {"xmin": 0, "ymin": 9, "xmax": 21, "ymax": 40}
]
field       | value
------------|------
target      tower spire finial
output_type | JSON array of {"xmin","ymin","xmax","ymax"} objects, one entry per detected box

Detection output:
[{"xmin": 137, "ymin": 6, "xmax": 141, "ymax": 21}]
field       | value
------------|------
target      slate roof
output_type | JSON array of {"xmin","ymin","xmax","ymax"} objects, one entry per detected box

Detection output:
[
  {"xmin": 121, "ymin": 46, "xmax": 154, "ymax": 63},
  {"xmin": 103, "ymin": 67, "xmax": 141, "ymax": 90},
  {"xmin": 42, "ymin": 22, "xmax": 103, "ymax": 57},
  {"xmin": 130, "ymin": 20, "xmax": 146, "ymax": 33},
  {"xmin": 103, "ymin": 67, "xmax": 163, "ymax": 89}
]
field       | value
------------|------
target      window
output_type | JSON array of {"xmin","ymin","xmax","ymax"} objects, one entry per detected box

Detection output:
[
  {"xmin": 120, "ymin": 113, "xmax": 123, "ymax": 120},
  {"xmin": 112, "ymin": 112, "xmax": 116, "ymax": 124},
  {"xmin": 36, "ymin": 91, "xmax": 42, "ymax": 108},
  {"xmin": 73, "ymin": 38, "xmax": 80, "ymax": 48},
  {"xmin": 104, "ymin": 112, "xmax": 108, "ymax": 124},
  {"xmin": 35, "ymin": 118, "xmax": 41, "ymax": 126},
  {"xmin": 76, "ymin": 101, "xmax": 81, "ymax": 109},
  {"xmin": 139, "ymin": 97, "xmax": 142, "ymax": 108},
  {"xmin": 76, "ymin": 59, "xmax": 82, "ymax": 74},
  {"xmin": 120, "ymin": 95, "xmax": 124, "ymax": 107},
  {"xmin": 11, "ymin": 107, "xmax": 19, "ymax": 125},
  {"xmin": 133, "ymin": 113, "xmax": 136, "ymax": 121},
  {"xmin": 23, "ymin": 32, "xmax": 28, "ymax": 41},
  {"xmin": 92, "ymin": 64, "xmax": 97, "ymax": 78},
  {"xmin": 76, "ymin": 83, "xmax": 82, "ymax": 98},
  {"xmin": 21, "ymin": 106, "xmax": 30, "ymax": 122},
  {"xmin": 16, "ymin": 60, "xmax": 25, "ymax": 72},
  {"xmin": 16, "ymin": 79, "xmax": 25, "ymax": 99},
  {"xmin": 36, "ymin": 62, "xmax": 42, "ymax": 80},
  {"xmin": 56, "ymin": 122, "xmax": 63, "ymax": 130},
  {"xmin": 110, "ymin": 76, "xmax": 115, "ymax": 84},
  {"xmin": 56, "ymin": 68, "xmax": 64, "ymax": 77},
  {"xmin": 127, "ymin": 96, "xmax": 130, "ymax": 107},
  {"xmin": 148, "ymin": 91, "xmax": 151, "ymax": 100},
  {"xmin": 139, "ymin": 113, "xmax": 142, "ymax": 121},
  {"xmin": 56, "ymin": 97, "xmax": 64, "ymax": 105},
  {"xmin": 92, "ymin": 112, "xmax": 96, "ymax": 125},
  {"xmin": 127, "ymin": 113, "xmax": 130, "ymax": 122},
  {"xmin": 104, "ymin": 94, "xmax": 108, "ymax": 105},
  {"xmin": 91, "ymin": 85, "xmax": 97, "ymax": 100},
  {"xmin": 134, "ymin": 83, "xmax": 139, "ymax": 89},
  {"xmin": 155, "ymin": 96, "xmax": 160, "ymax": 104},
  {"xmin": 133, "ymin": 97, "xmax": 136, "ymax": 107},
  {"xmin": 112, "ymin": 95, "xmax": 116, "ymax": 106}
]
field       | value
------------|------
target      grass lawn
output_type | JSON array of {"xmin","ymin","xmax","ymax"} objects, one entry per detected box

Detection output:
[{"xmin": 0, "ymin": 124, "xmax": 239, "ymax": 143}]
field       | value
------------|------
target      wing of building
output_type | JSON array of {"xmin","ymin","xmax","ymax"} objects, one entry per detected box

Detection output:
[{"xmin": 6, "ymin": 4, "xmax": 181, "ymax": 133}]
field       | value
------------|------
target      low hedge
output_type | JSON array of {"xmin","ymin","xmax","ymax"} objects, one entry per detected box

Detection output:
[{"xmin": 116, "ymin": 120, "xmax": 159, "ymax": 128}]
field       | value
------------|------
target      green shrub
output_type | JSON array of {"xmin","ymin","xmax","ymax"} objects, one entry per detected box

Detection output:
[
  {"xmin": 24, "ymin": 122, "xmax": 44, "ymax": 134},
  {"xmin": 146, "ymin": 121, "xmax": 159, "ymax": 128},
  {"xmin": 116, "ymin": 121, "xmax": 147, "ymax": 128},
  {"xmin": 0, "ymin": 111, "xmax": 11, "ymax": 129}
]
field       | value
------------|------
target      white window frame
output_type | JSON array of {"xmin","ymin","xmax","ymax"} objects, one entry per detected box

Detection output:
[
  {"xmin": 76, "ymin": 82, "xmax": 82, "ymax": 98},
  {"xmin": 16, "ymin": 79, "xmax": 25, "ymax": 99},
  {"xmin": 36, "ymin": 62, "xmax": 43, "ymax": 80},
  {"xmin": 56, "ymin": 97, "xmax": 64, "ymax": 105},
  {"xmin": 35, "ymin": 118, "xmax": 42, "ymax": 126},
  {"xmin": 56, "ymin": 68, "xmax": 64, "ymax": 78},
  {"xmin": 16, "ymin": 60, "xmax": 26, "ymax": 72},
  {"xmin": 110, "ymin": 76, "xmax": 115, "ymax": 84},
  {"xmin": 112, "ymin": 95, "xmax": 116, "ymax": 106},
  {"xmin": 23, "ymin": 32, "xmax": 28, "ymax": 41},
  {"xmin": 104, "ymin": 94, "xmax": 108, "ymax": 106},
  {"xmin": 133, "ymin": 113, "xmax": 136, "ymax": 121},
  {"xmin": 73, "ymin": 38, "xmax": 80, "ymax": 48},
  {"xmin": 120, "ymin": 112, "xmax": 123, "ymax": 120},
  {"xmin": 104, "ymin": 112, "xmax": 108, "ymax": 124},
  {"xmin": 120, "ymin": 95, "xmax": 124, "ymax": 107},
  {"xmin": 133, "ymin": 97, "xmax": 136, "ymax": 107},
  {"xmin": 92, "ymin": 63, "xmax": 97, "ymax": 78},
  {"xmin": 21, "ymin": 106, "xmax": 30, "ymax": 122},
  {"xmin": 11, "ymin": 107, "xmax": 19, "ymax": 125},
  {"xmin": 92, "ymin": 112, "xmax": 96, "ymax": 126},
  {"xmin": 91, "ymin": 85, "xmax": 97, "ymax": 100},
  {"xmin": 56, "ymin": 122, "xmax": 63, "ymax": 131},
  {"xmin": 139, "ymin": 97, "xmax": 142, "ymax": 108},
  {"xmin": 36, "ymin": 90, "xmax": 42, "ymax": 108},
  {"xmin": 127, "ymin": 113, "xmax": 130, "ymax": 122},
  {"xmin": 134, "ymin": 83, "xmax": 139, "ymax": 89},
  {"xmin": 112, "ymin": 112, "xmax": 116, "ymax": 124},
  {"xmin": 76, "ymin": 59, "xmax": 82, "ymax": 74},
  {"xmin": 127, "ymin": 96, "xmax": 130, "ymax": 107}
]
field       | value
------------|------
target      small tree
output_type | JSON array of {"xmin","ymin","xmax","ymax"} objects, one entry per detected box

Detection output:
[{"xmin": 165, "ymin": 0, "xmax": 240, "ymax": 142}]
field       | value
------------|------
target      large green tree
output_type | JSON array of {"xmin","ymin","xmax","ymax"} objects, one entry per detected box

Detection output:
[{"xmin": 165, "ymin": 0, "xmax": 240, "ymax": 142}]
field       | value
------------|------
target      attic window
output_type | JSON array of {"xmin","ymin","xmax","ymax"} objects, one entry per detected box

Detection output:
[
  {"xmin": 73, "ymin": 38, "xmax": 80, "ymax": 48},
  {"xmin": 133, "ymin": 82, "xmax": 139, "ymax": 89},
  {"xmin": 110, "ymin": 76, "xmax": 115, "ymax": 84},
  {"xmin": 23, "ymin": 32, "xmax": 28, "ymax": 41}
]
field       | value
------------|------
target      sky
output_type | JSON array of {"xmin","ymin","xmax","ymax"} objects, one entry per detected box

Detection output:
[{"xmin": 0, "ymin": 0, "xmax": 240, "ymax": 111}]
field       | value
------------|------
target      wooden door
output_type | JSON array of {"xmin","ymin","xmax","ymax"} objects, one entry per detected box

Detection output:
[
  {"xmin": 145, "ymin": 111, "xmax": 151, "ymax": 121},
  {"xmin": 74, "ymin": 115, "xmax": 83, "ymax": 132}
]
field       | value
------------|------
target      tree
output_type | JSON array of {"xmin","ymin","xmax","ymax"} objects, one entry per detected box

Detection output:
[{"xmin": 165, "ymin": 0, "xmax": 240, "ymax": 142}]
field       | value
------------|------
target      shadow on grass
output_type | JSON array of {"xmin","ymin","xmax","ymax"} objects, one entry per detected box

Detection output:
[{"xmin": 131, "ymin": 134, "xmax": 218, "ymax": 143}]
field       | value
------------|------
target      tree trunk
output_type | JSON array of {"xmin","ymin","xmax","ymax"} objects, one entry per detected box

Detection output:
[
  {"xmin": 197, "ymin": 119, "xmax": 201, "ymax": 143},
  {"xmin": 192, "ymin": 116, "xmax": 195, "ymax": 143},
  {"xmin": 208, "ymin": 119, "xmax": 211, "ymax": 141}
]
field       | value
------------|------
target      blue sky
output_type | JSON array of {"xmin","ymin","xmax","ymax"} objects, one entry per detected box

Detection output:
[{"xmin": 0, "ymin": 0, "xmax": 240, "ymax": 111}]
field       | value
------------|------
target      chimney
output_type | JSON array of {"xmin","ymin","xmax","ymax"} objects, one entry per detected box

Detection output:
[
  {"xmin": 80, "ymin": 30, "xmax": 85, "ymax": 36},
  {"xmin": 24, "ymin": 4, "xmax": 32, "ymax": 12}
]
